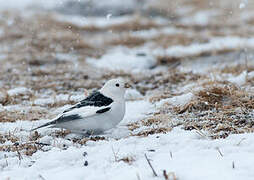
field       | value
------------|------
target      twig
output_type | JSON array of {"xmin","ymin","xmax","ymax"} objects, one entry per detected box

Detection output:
[
  {"xmin": 163, "ymin": 170, "xmax": 168, "ymax": 180},
  {"xmin": 193, "ymin": 125, "xmax": 208, "ymax": 139},
  {"xmin": 4, "ymin": 154, "xmax": 8, "ymax": 167},
  {"xmin": 144, "ymin": 154, "xmax": 157, "ymax": 177},
  {"xmin": 216, "ymin": 147, "xmax": 223, "ymax": 157},
  {"xmin": 38, "ymin": 174, "xmax": 46, "ymax": 180},
  {"xmin": 236, "ymin": 138, "xmax": 246, "ymax": 146},
  {"xmin": 170, "ymin": 151, "xmax": 173, "ymax": 159},
  {"xmin": 16, "ymin": 149, "xmax": 23, "ymax": 165}
]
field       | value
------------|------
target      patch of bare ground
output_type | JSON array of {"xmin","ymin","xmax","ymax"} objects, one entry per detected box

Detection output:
[{"xmin": 143, "ymin": 81, "xmax": 254, "ymax": 139}]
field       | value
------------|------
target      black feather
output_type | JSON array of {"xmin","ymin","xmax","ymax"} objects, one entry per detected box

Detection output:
[
  {"xmin": 96, "ymin": 107, "xmax": 111, "ymax": 114},
  {"xmin": 63, "ymin": 91, "xmax": 113, "ymax": 113},
  {"xmin": 55, "ymin": 114, "xmax": 82, "ymax": 124}
]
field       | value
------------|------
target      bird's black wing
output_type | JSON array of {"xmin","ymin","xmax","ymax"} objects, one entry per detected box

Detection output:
[
  {"xmin": 31, "ymin": 114, "xmax": 82, "ymax": 131},
  {"xmin": 63, "ymin": 91, "xmax": 113, "ymax": 113}
]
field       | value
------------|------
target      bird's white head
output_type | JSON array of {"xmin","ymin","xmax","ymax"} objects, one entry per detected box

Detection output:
[{"xmin": 100, "ymin": 78, "xmax": 130, "ymax": 100}]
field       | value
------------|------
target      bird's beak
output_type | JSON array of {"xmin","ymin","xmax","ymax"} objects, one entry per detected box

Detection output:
[{"xmin": 124, "ymin": 83, "xmax": 131, "ymax": 88}]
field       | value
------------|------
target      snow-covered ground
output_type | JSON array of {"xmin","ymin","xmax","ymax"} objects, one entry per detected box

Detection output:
[
  {"xmin": 1, "ymin": 0, "xmax": 254, "ymax": 179},
  {"xmin": 2, "ymin": 128, "xmax": 254, "ymax": 180}
]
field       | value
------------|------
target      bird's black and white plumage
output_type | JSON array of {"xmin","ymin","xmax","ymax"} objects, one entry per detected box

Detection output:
[{"xmin": 32, "ymin": 78, "xmax": 129, "ymax": 135}]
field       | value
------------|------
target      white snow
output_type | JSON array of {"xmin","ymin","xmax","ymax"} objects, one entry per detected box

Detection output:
[
  {"xmin": 33, "ymin": 98, "xmax": 55, "ymax": 106},
  {"xmin": 121, "ymin": 100, "xmax": 155, "ymax": 125},
  {"xmin": 227, "ymin": 71, "xmax": 247, "ymax": 86},
  {"xmin": 180, "ymin": 10, "xmax": 219, "ymax": 26},
  {"xmin": 55, "ymin": 15, "xmax": 135, "ymax": 28},
  {"xmin": 7, "ymin": 87, "xmax": 31, "ymax": 96},
  {"xmin": 125, "ymin": 89, "xmax": 143, "ymax": 100},
  {"xmin": 248, "ymin": 71, "xmax": 254, "ymax": 79},
  {"xmin": 0, "ymin": 0, "xmax": 68, "ymax": 10},
  {"xmin": 87, "ymin": 48, "xmax": 157, "ymax": 71},
  {"xmin": 239, "ymin": 0, "xmax": 248, "ymax": 9},
  {"xmin": 1, "ymin": 127, "xmax": 254, "ymax": 180},
  {"xmin": 33, "ymin": 94, "xmax": 76, "ymax": 106},
  {"xmin": 153, "ymin": 37, "xmax": 254, "ymax": 58},
  {"xmin": 157, "ymin": 92, "xmax": 193, "ymax": 108}
]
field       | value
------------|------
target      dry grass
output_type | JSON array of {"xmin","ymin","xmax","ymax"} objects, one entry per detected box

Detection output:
[
  {"xmin": 100, "ymin": 69, "xmax": 202, "ymax": 95},
  {"xmin": 104, "ymin": 17, "xmax": 163, "ymax": 32},
  {"xmin": 0, "ymin": 131, "xmax": 43, "ymax": 156},
  {"xmin": 117, "ymin": 156, "xmax": 135, "ymax": 165},
  {"xmin": 107, "ymin": 35, "xmax": 146, "ymax": 47},
  {"xmin": 221, "ymin": 65, "xmax": 254, "ymax": 75},
  {"xmin": 0, "ymin": 15, "xmax": 97, "ymax": 57},
  {"xmin": 128, "ymin": 114, "xmax": 173, "ymax": 137},
  {"xmin": 0, "ymin": 109, "xmax": 49, "ymax": 123},
  {"xmin": 72, "ymin": 136, "xmax": 107, "ymax": 145},
  {"xmin": 0, "ymin": 130, "xmax": 108, "ymax": 156},
  {"xmin": 177, "ymin": 84, "xmax": 254, "ymax": 113},
  {"xmin": 150, "ymin": 34, "xmax": 208, "ymax": 48},
  {"xmin": 153, "ymin": 82, "xmax": 254, "ymax": 139}
]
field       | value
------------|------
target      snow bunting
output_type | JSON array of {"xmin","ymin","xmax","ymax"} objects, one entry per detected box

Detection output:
[{"xmin": 32, "ymin": 78, "xmax": 130, "ymax": 135}]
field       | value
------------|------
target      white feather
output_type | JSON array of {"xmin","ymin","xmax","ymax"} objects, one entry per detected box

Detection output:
[{"xmin": 63, "ymin": 105, "xmax": 110, "ymax": 119}]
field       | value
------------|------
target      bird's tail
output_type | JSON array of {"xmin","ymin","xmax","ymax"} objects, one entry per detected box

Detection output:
[{"xmin": 30, "ymin": 121, "xmax": 54, "ymax": 131}]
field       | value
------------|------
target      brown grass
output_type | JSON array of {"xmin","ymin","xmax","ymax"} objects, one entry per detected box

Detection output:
[
  {"xmin": 117, "ymin": 156, "xmax": 135, "ymax": 165},
  {"xmin": 128, "ymin": 114, "xmax": 173, "ymax": 137},
  {"xmin": 176, "ymin": 85, "xmax": 254, "ymax": 113},
  {"xmin": 0, "ymin": 109, "xmax": 49, "ymax": 123},
  {"xmin": 168, "ymin": 82, "xmax": 254, "ymax": 139},
  {"xmin": 151, "ymin": 34, "xmax": 208, "ymax": 48},
  {"xmin": 0, "ymin": 131, "xmax": 45, "ymax": 156},
  {"xmin": 221, "ymin": 65, "xmax": 254, "ymax": 75},
  {"xmin": 107, "ymin": 35, "xmax": 146, "ymax": 47},
  {"xmin": 72, "ymin": 136, "xmax": 107, "ymax": 145},
  {"xmin": 105, "ymin": 17, "xmax": 163, "ymax": 32}
]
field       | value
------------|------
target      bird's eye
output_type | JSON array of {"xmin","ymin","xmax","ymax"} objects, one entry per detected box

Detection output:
[{"xmin": 115, "ymin": 83, "xmax": 120, "ymax": 87}]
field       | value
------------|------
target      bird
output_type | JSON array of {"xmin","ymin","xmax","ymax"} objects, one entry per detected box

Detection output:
[{"xmin": 31, "ymin": 78, "xmax": 130, "ymax": 135}]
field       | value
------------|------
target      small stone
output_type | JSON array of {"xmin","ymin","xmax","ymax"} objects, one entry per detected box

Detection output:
[
  {"xmin": 83, "ymin": 152, "xmax": 88, "ymax": 157},
  {"xmin": 84, "ymin": 161, "xmax": 88, "ymax": 166}
]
